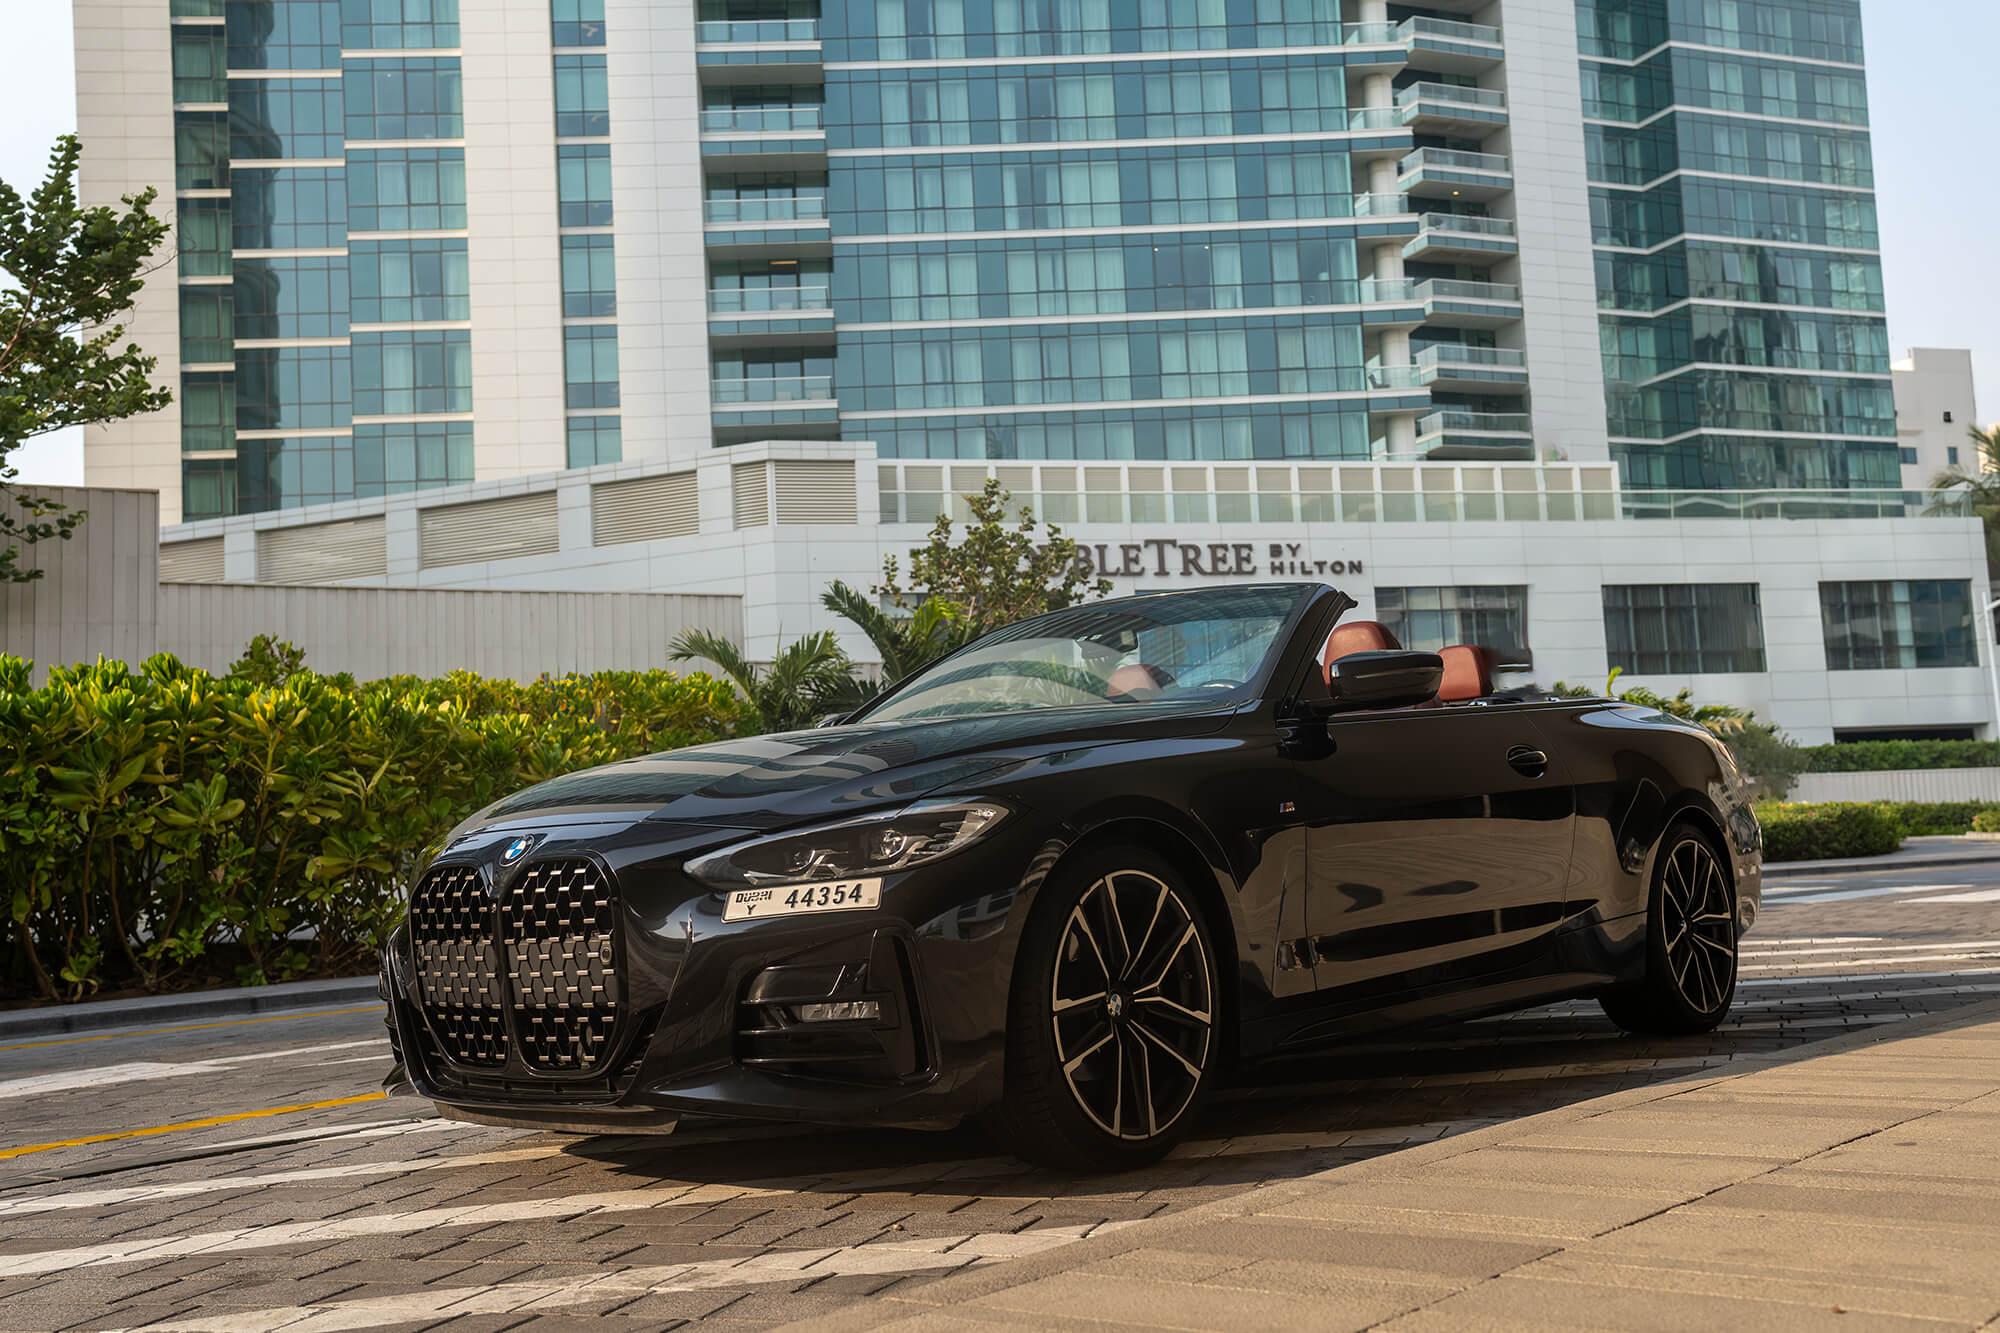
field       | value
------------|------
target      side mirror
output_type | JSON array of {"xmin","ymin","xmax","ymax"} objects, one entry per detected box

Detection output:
[{"xmin": 1311, "ymin": 650, "xmax": 1444, "ymax": 714}]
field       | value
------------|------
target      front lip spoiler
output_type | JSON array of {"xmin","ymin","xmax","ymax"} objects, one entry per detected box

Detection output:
[{"xmin": 428, "ymin": 1101, "xmax": 683, "ymax": 1136}]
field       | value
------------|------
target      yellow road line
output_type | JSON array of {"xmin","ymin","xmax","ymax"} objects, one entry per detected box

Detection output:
[
  {"xmin": 0, "ymin": 1092, "xmax": 390, "ymax": 1160},
  {"xmin": 0, "ymin": 1006, "xmax": 379, "ymax": 1054}
]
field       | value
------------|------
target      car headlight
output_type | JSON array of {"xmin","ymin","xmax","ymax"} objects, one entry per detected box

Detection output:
[{"xmin": 684, "ymin": 800, "xmax": 1010, "ymax": 890}]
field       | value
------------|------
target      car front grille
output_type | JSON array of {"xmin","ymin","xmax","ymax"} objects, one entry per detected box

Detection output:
[{"xmin": 409, "ymin": 855, "xmax": 624, "ymax": 1075}]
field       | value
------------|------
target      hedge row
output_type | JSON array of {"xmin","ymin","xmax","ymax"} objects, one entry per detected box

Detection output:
[
  {"xmin": 1, "ymin": 655, "xmax": 750, "ymax": 1003},
  {"xmin": 1799, "ymin": 739, "xmax": 2000, "ymax": 772},
  {"xmin": 1755, "ymin": 802, "xmax": 1904, "ymax": 862}
]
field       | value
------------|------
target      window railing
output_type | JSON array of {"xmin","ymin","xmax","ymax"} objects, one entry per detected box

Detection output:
[
  {"xmin": 1399, "ymin": 16, "xmax": 1503, "ymax": 46},
  {"xmin": 703, "ymin": 195, "xmax": 828, "ymax": 223},
  {"xmin": 1415, "ymin": 343, "xmax": 1528, "ymax": 369},
  {"xmin": 1418, "ymin": 410, "xmax": 1532, "ymax": 436},
  {"xmin": 708, "ymin": 285, "xmax": 831, "ymax": 313},
  {"xmin": 1419, "ymin": 277, "xmax": 1522, "ymax": 304},
  {"xmin": 699, "ymin": 106, "xmax": 823, "ymax": 134},
  {"xmin": 1365, "ymin": 365, "xmax": 1424, "ymax": 389},
  {"xmin": 1400, "ymin": 147, "xmax": 1512, "ymax": 175},
  {"xmin": 1397, "ymin": 81, "xmax": 1507, "ymax": 109},
  {"xmin": 1358, "ymin": 276, "xmax": 1420, "ymax": 303},
  {"xmin": 710, "ymin": 374, "xmax": 834, "ymax": 403},
  {"xmin": 1622, "ymin": 489, "xmax": 1968, "ymax": 521},
  {"xmin": 1340, "ymin": 21, "xmax": 1401, "ymax": 44},
  {"xmin": 695, "ymin": 18, "xmax": 819, "ymax": 43},
  {"xmin": 1351, "ymin": 191, "xmax": 1412, "ymax": 217},
  {"xmin": 1347, "ymin": 106, "xmax": 1406, "ymax": 132},
  {"xmin": 1416, "ymin": 211, "xmax": 1516, "ymax": 238}
]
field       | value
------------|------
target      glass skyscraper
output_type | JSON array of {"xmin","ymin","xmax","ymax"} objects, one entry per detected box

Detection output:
[{"xmin": 77, "ymin": 0, "xmax": 1893, "ymax": 522}]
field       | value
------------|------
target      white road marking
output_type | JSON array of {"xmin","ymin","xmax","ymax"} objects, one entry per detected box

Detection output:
[
  {"xmin": 0, "ymin": 1183, "xmax": 794, "ymax": 1279},
  {"xmin": 1918, "ymin": 887, "xmax": 2000, "ymax": 904},
  {"xmin": 0, "ymin": 1041, "xmax": 384, "ymax": 1101},
  {"xmin": 1742, "ymin": 939, "xmax": 2000, "ymax": 958},
  {"xmin": 1742, "ymin": 937, "xmax": 1882, "ymax": 946},
  {"xmin": 1738, "ymin": 966, "xmax": 2000, "ymax": 988},
  {"xmin": 102, "ymin": 1225, "xmax": 1129, "ymax": 1333},
  {"xmin": 1762, "ymin": 884, "xmax": 1978, "ymax": 905},
  {"xmin": 1743, "ymin": 950, "xmax": 2000, "ymax": 975},
  {"xmin": 0, "ymin": 1146, "xmax": 568, "ymax": 1218}
]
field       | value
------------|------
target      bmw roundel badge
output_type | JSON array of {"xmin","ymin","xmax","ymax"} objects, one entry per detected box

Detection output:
[{"xmin": 501, "ymin": 835, "xmax": 536, "ymax": 864}]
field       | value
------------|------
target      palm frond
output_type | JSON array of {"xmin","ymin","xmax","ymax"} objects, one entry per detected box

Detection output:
[{"xmin": 668, "ymin": 629, "xmax": 761, "ymax": 704}]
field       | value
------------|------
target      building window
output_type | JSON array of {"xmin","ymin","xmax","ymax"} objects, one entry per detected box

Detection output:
[
  {"xmin": 176, "ymin": 198, "xmax": 232, "ymax": 276},
  {"xmin": 1376, "ymin": 586, "xmax": 1531, "ymax": 667},
  {"xmin": 1949, "ymin": 446, "xmax": 1961, "ymax": 467},
  {"xmin": 556, "ymin": 144, "xmax": 613, "ymax": 225},
  {"xmin": 559, "ymin": 234, "xmax": 617, "ymax": 317},
  {"xmin": 566, "ymin": 415, "xmax": 622, "ymax": 468},
  {"xmin": 553, "ymin": 54, "xmax": 609, "ymax": 137},
  {"xmin": 235, "ymin": 345, "xmax": 353, "ymax": 431},
  {"xmin": 232, "ymin": 168, "xmax": 347, "ymax": 249},
  {"xmin": 344, "ymin": 58, "xmax": 463, "ymax": 139},
  {"xmin": 182, "ymin": 459, "xmax": 239, "ymax": 520},
  {"xmin": 350, "ymin": 237, "xmax": 470, "ymax": 322},
  {"xmin": 180, "ymin": 372, "xmax": 236, "ymax": 453},
  {"xmin": 552, "ymin": 0, "xmax": 604, "ymax": 46},
  {"xmin": 341, "ymin": 0, "xmax": 461, "ymax": 50},
  {"xmin": 175, "ymin": 113, "xmax": 230, "ymax": 190},
  {"xmin": 171, "ymin": 27, "xmax": 226, "ymax": 103},
  {"xmin": 1944, "ymin": 410, "xmax": 1954, "ymax": 423},
  {"xmin": 1821, "ymin": 581, "xmax": 1977, "ymax": 670},
  {"xmin": 179, "ymin": 288, "xmax": 234, "ymax": 364},
  {"xmin": 1899, "ymin": 447, "xmax": 1917, "ymax": 465},
  {"xmin": 346, "ymin": 148, "xmax": 467, "ymax": 231},
  {"xmin": 233, "ymin": 255, "xmax": 351, "ymax": 339},
  {"xmin": 351, "ymin": 329, "xmax": 473, "ymax": 415},
  {"xmin": 564, "ymin": 326, "xmax": 621, "ymax": 408},
  {"xmin": 1602, "ymin": 584, "xmax": 1767, "ymax": 674},
  {"xmin": 230, "ymin": 79, "xmax": 346, "ymax": 160},
  {"xmin": 351, "ymin": 419, "xmax": 474, "ymax": 496},
  {"xmin": 226, "ymin": 0, "xmax": 342, "ymax": 71}
]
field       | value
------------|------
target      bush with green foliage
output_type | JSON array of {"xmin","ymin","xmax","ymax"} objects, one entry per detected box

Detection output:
[
  {"xmin": 1, "ymin": 652, "xmax": 748, "ymax": 1003},
  {"xmin": 1753, "ymin": 802, "xmax": 1904, "ymax": 862},
  {"xmin": 1874, "ymin": 801, "xmax": 2000, "ymax": 836},
  {"xmin": 1798, "ymin": 739, "xmax": 2000, "ymax": 772},
  {"xmin": 1972, "ymin": 810, "xmax": 2000, "ymax": 833},
  {"xmin": 1554, "ymin": 670, "xmax": 1804, "ymax": 799}
]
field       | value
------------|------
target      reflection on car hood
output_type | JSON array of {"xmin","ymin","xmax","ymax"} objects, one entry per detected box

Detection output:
[{"xmin": 459, "ymin": 703, "xmax": 1231, "ymax": 835}]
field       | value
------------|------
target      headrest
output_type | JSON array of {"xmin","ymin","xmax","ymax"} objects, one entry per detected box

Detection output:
[
  {"xmin": 1436, "ymin": 644, "xmax": 1494, "ymax": 702},
  {"xmin": 1322, "ymin": 620, "xmax": 1401, "ymax": 683},
  {"xmin": 1106, "ymin": 663, "xmax": 1169, "ymax": 699}
]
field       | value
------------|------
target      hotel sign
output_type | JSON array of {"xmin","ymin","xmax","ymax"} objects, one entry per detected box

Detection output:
[{"xmin": 1076, "ymin": 541, "xmax": 1364, "ymax": 579}]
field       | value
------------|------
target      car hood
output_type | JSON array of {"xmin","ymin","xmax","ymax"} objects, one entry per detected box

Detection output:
[{"xmin": 449, "ymin": 703, "xmax": 1235, "ymax": 840}]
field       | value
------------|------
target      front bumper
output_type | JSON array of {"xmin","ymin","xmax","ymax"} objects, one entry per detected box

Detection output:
[{"xmin": 383, "ymin": 815, "xmax": 1053, "ymax": 1134}]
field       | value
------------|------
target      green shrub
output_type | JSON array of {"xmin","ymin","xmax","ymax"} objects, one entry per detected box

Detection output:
[
  {"xmin": 1800, "ymin": 739, "xmax": 2000, "ymax": 773},
  {"xmin": 1, "ymin": 654, "xmax": 751, "ymax": 1004},
  {"xmin": 1754, "ymin": 802, "xmax": 1904, "ymax": 862},
  {"xmin": 1973, "ymin": 810, "xmax": 2000, "ymax": 833},
  {"xmin": 1876, "ymin": 801, "xmax": 2000, "ymax": 836}
]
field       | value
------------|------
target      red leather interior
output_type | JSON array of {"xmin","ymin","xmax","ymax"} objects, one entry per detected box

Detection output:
[
  {"xmin": 1436, "ymin": 644, "xmax": 1494, "ymax": 701},
  {"xmin": 1106, "ymin": 664, "xmax": 1168, "ymax": 698},
  {"xmin": 1321, "ymin": 620, "xmax": 1401, "ymax": 684}
]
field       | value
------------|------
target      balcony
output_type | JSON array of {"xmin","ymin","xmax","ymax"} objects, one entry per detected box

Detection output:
[
  {"xmin": 1414, "ymin": 343, "xmax": 1530, "ymax": 394},
  {"xmin": 704, "ymin": 196, "xmax": 827, "ymax": 224},
  {"xmin": 700, "ymin": 106, "xmax": 823, "ymax": 135},
  {"xmin": 1357, "ymin": 276, "xmax": 1425, "ymax": 326},
  {"xmin": 1398, "ymin": 147, "xmax": 1512, "ymax": 201},
  {"xmin": 695, "ymin": 19, "xmax": 819, "ymax": 43},
  {"xmin": 1403, "ymin": 211, "xmax": 1518, "ymax": 265},
  {"xmin": 1396, "ymin": 81, "xmax": 1507, "ymax": 136},
  {"xmin": 1622, "ymin": 489, "xmax": 1965, "ymax": 521},
  {"xmin": 709, "ymin": 286, "xmax": 831, "ymax": 314},
  {"xmin": 710, "ymin": 375, "xmax": 835, "ymax": 405},
  {"xmin": 1418, "ymin": 277, "xmax": 1524, "ymax": 327},
  {"xmin": 1399, "ymin": 16, "xmax": 1504, "ymax": 74},
  {"xmin": 1415, "ymin": 409, "xmax": 1533, "ymax": 461}
]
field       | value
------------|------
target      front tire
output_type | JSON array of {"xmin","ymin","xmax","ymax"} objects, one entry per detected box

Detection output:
[
  {"xmin": 1600, "ymin": 821, "xmax": 1739, "ymax": 1036},
  {"xmin": 987, "ymin": 844, "xmax": 1220, "ymax": 1170}
]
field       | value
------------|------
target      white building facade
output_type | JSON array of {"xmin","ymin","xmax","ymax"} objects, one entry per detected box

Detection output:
[{"xmin": 1894, "ymin": 349, "xmax": 1983, "ymax": 491}]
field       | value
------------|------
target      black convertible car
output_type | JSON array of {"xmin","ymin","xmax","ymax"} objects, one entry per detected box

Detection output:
[{"xmin": 381, "ymin": 583, "xmax": 1762, "ymax": 1168}]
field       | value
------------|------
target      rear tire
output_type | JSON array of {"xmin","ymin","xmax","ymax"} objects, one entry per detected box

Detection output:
[
  {"xmin": 1600, "ymin": 820, "xmax": 1738, "ymax": 1036},
  {"xmin": 985, "ymin": 844, "xmax": 1220, "ymax": 1171}
]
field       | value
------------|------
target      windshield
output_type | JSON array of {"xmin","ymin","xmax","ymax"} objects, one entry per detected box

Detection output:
[{"xmin": 860, "ymin": 586, "xmax": 1311, "ymax": 723}]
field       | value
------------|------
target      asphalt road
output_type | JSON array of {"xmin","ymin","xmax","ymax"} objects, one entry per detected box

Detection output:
[{"xmin": 3, "ymin": 858, "xmax": 1999, "ymax": 1333}]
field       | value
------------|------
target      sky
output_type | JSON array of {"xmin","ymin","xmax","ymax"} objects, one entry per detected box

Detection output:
[{"xmin": 3, "ymin": 0, "xmax": 1995, "ymax": 488}]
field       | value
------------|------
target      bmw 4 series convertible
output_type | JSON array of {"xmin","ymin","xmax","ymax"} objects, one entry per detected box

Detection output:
[{"xmin": 380, "ymin": 583, "xmax": 1762, "ymax": 1169}]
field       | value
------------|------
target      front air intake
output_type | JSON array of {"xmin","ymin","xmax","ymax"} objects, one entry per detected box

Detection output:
[{"xmin": 407, "ymin": 855, "xmax": 625, "ymax": 1075}]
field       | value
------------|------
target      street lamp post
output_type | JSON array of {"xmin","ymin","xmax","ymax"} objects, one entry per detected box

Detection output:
[{"xmin": 1988, "ymin": 596, "xmax": 2000, "ymax": 743}]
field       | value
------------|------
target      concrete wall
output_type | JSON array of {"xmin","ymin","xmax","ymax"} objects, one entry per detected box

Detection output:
[
  {"xmin": 157, "ymin": 584, "xmax": 740, "ymax": 681},
  {"xmin": 1791, "ymin": 768, "xmax": 2000, "ymax": 805},
  {"xmin": 0, "ymin": 487, "xmax": 160, "ymax": 682},
  {"xmin": 1895, "ymin": 349, "xmax": 1982, "ymax": 491}
]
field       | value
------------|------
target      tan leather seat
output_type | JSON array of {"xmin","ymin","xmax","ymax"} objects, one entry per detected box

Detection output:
[
  {"xmin": 1436, "ymin": 644, "xmax": 1494, "ymax": 702},
  {"xmin": 1321, "ymin": 620, "xmax": 1401, "ymax": 686}
]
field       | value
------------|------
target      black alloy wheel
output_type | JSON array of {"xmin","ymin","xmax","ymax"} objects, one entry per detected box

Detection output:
[
  {"xmin": 1600, "ymin": 820, "xmax": 1739, "ymax": 1036},
  {"xmin": 988, "ymin": 845, "xmax": 1219, "ymax": 1169}
]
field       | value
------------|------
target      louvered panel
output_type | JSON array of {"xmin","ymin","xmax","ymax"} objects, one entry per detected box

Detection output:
[
  {"xmin": 420, "ymin": 492, "xmax": 560, "ymax": 569},
  {"xmin": 591, "ymin": 472, "xmax": 699, "ymax": 547},
  {"xmin": 772, "ymin": 459, "xmax": 857, "ymax": 524},
  {"xmin": 257, "ymin": 517, "xmax": 387, "ymax": 584},
  {"xmin": 994, "ymin": 466, "xmax": 1034, "ymax": 494},
  {"xmin": 1083, "ymin": 467, "xmax": 1122, "ymax": 493},
  {"xmin": 732, "ymin": 461, "xmax": 770, "ymax": 528},
  {"xmin": 160, "ymin": 537, "xmax": 225, "ymax": 583}
]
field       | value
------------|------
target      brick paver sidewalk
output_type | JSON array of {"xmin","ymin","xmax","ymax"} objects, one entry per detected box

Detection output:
[{"xmin": 789, "ymin": 998, "xmax": 2000, "ymax": 1332}]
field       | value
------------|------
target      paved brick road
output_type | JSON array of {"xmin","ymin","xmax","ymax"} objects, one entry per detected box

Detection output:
[{"xmin": 2, "ymin": 859, "xmax": 1997, "ymax": 1332}]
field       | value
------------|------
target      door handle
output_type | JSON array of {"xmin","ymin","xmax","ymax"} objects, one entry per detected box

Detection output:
[{"xmin": 1506, "ymin": 745, "xmax": 1548, "ymax": 778}]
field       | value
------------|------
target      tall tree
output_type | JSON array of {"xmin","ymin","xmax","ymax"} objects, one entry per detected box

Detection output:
[
  {"xmin": 1, "ymin": 136, "xmax": 171, "ymax": 583},
  {"xmin": 875, "ymin": 478, "xmax": 1112, "ymax": 634},
  {"xmin": 1929, "ymin": 423, "xmax": 2000, "ymax": 580}
]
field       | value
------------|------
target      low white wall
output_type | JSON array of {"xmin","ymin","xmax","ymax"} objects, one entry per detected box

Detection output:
[
  {"xmin": 1791, "ymin": 768, "xmax": 2000, "ymax": 804},
  {"xmin": 0, "ymin": 486, "xmax": 159, "ymax": 683}
]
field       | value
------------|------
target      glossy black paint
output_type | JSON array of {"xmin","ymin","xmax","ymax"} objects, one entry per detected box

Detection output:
[{"xmin": 381, "ymin": 583, "xmax": 1763, "ymax": 1133}]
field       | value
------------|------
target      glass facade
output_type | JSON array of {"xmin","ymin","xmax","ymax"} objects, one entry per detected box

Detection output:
[
  {"xmin": 1602, "ymin": 582, "xmax": 1768, "ymax": 674},
  {"xmin": 169, "ymin": 2, "xmax": 472, "ymax": 518},
  {"xmin": 1377, "ymin": 586, "xmax": 1531, "ymax": 666},
  {"xmin": 1578, "ymin": 0, "xmax": 1897, "ymax": 490},
  {"xmin": 1821, "ymin": 581, "xmax": 1977, "ymax": 670}
]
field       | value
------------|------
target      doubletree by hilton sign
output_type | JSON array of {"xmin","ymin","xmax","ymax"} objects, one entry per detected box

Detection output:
[{"xmin": 1076, "ymin": 541, "xmax": 1364, "ymax": 579}]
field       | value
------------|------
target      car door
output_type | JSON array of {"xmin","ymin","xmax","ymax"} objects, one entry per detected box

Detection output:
[{"xmin": 1296, "ymin": 705, "xmax": 1575, "ymax": 999}]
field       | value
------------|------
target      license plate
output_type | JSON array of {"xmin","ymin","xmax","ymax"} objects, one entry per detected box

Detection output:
[{"xmin": 723, "ymin": 878, "xmax": 882, "ymax": 923}]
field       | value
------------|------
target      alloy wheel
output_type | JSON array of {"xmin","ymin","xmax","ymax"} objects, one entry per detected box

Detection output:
[
  {"xmin": 1048, "ymin": 869, "xmax": 1214, "ymax": 1141},
  {"xmin": 1660, "ymin": 837, "xmax": 1736, "ymax": 1015}
]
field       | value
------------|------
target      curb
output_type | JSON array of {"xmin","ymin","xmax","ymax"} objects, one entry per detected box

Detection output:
[
  {"xmin": 779, "ymin": 993, "xmax": 2000, "ymax": 1333},
  {"xmin": 0, "ymin": 975, "xmax": 380, "ymax": 1040},
  {"xmin": 1763, "ymin": 849, "xmax": 2000, "ymax": 879}
]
